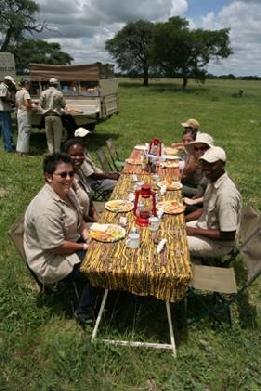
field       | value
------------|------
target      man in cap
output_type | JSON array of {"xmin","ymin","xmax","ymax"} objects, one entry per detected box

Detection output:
[
  {"xmin": 39, "ymin": 78, "xmax": 66, "ymax": 153},
  {"xmin": 0, "ymin": 76, "xmax": 16, "ymax": 152},
  {"xmin": 185, "ymin": 146, "xmax": 241, "ymax": 259}
]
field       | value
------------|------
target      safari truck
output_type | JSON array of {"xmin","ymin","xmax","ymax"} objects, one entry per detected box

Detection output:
[{"xmin": 29, "ymin": 63, "xmax": 118, "ymax": 130}]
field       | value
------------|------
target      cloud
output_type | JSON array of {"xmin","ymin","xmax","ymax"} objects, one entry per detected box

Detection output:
[
  {"xmin": 201, "ymin": 1, "xmax": 261, "ymax": 75},
  {"xmin": 34, "ymin": 0, "xmax": 261, "ymax": 75}
]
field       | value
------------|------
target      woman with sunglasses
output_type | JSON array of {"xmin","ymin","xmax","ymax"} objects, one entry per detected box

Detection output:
[
  {"xmin": 24, "ymin": 153, "xmax": 96, "ymax": 325},
  {"xmin": 182, "ymin": 132, "xmax": 214, "ymax": 198}
]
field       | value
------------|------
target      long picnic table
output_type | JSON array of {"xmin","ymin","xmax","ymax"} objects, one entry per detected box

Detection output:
[{"xmin": 81, "ymin": 146, "xmax": 191, "ymax": 356}]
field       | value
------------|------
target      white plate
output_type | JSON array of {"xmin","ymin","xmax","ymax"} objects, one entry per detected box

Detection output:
[
  {"xmin": 157, "ymin": 181, "xmax": 183, "ymax": 191},
  {"xmin": 134, "ymin": 145, "xmax": 148, "ymax": 151},
  {"xmin": 90, "ymin": 224, "xmax": 126, "ymax": 242},
  {"xmin": 162, "ymin": 155, "xmax": 180, "ymax": 160}
]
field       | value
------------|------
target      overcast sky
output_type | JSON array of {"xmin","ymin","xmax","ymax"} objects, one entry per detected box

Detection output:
[{"xmin": 35, "ymin": 0, "xmax": 261, "ymax": 76}]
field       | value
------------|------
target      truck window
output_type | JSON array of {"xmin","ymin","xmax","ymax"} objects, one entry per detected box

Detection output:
[{"xmin": 79, "ymin": 81, "xmax": 99, "ymax": 96}]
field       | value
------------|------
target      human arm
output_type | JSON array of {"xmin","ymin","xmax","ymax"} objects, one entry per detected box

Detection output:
[
  {"xmin": 50, "ymin": 240, "xmax": 88, "ymax": 254},
  {"xmin": 184, "ymin": 196, "xmax": 203, "ymax": 206},
  {"xmin": 185, "ymin": 208, "xmax": 204, "ymax": 222},
  {"xmin": 182, "ymin": 155, "xmax": 198, "ymax": 180},
  {"xmin": 90, "ymin": 171, "xmax": 119, "ymax": 181},
  {"xmin": 186, "ymin": 225, "xmax": 236, "ymax": 241}
]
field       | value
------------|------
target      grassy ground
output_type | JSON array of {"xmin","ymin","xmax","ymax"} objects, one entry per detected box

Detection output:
[{"xmin": 0, "ymin": 78, "xmax": 260, "ymax": 390}]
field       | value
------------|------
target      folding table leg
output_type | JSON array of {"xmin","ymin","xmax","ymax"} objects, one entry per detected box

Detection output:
[
  {"xmin": 166, "ymin": 301, "xmax": 177, "ymax": 358},
  {"xmin": 92, "ymin": 289, "xmax": 109, "ymax": 341}
]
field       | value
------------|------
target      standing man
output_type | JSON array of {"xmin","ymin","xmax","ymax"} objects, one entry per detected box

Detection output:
[
  {"xmin": 0, "ymin": 76, "xmax": 16, "ymax": 152},
  {"xmin": 185, "ymin": 146, "xmax": 241, "ymax": 259},
  {"xmin": 15, "ymin": 79, "xmax": 33, "ymax": 155},
  {"xmin": 39, "ymin": 78, "xmax": 66, "ymax": 153}
]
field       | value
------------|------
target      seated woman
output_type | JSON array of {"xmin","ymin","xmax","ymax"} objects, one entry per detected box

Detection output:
[
  {"xmin": 24, "ymin": 153, "xmax": 95, "ymax": 325},
  {"xmin": 63, "ymin": 138, "xmax": 99, "ymax": 222},
  {"xmin": 182, "ymin": 132, "xmax": 214, "ymax": 198},
  {"xmin": 171, "ymin": 118, "xmax": 199, "ymax": 151}
]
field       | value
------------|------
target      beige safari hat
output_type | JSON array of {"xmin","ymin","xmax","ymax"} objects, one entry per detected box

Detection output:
[
  {"xmin": 49, "ymin": 77, "xmax": 59, "ymax": 84},
  {"xmin": 4, "ymin": 75, "xmax": 16, "ymax": 85},
  {"xmin": 181, "ymin": 118, "xmax": 200, "ymax": 130},
  {"xmin": 185, "ymin": 132, "xmax": 214, "ymax": 155}
]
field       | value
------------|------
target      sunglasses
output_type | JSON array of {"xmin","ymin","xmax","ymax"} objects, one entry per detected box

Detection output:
[
  {"xmin": 194, "ymin": 146, "xmax": 208, "ymax": 152},
  {"xmin": 54, "ymin": 170, "xmax": 75, "ymax": 179}
]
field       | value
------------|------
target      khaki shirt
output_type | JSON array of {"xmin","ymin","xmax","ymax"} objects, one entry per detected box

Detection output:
[
  {"xmin": 197, "ymin": 172, "xmax": 241, "ymax": 243},
  {"xmin": 24, "ymin": 184, "xmax": 83, "ymax": 284},
  {"xmin": 79, "ymin": 151, "xmax": 103, "ymax": 179},
  {"xmin": 0, "ymin": 82, "xmax": 13, "ymax": 111},
  {"xmin": 39, "ymin": 86, "xmax": 66, "ymax": 115},
  {"xmin": 16, "ymin": 88, "xmax": 31, "ymax": 114},
  {"xmin": 72, "ymin": 176, "xmax": 90, "ymax": 220}
]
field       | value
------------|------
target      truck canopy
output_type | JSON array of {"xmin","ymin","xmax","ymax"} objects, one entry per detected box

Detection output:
[{"xmin": 29, "ymin": 63, "xmax": 114, "ymax": 81}]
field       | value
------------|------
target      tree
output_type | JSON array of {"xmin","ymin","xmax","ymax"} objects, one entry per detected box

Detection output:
[
  {"xmin": 14, "ymin": 39, "xmax": 73, "ymax": 73},
  {"xmin": 153, "ymin": 17, "xmax": 232, "ymax": 88},
  {"xmin": 0, "ymin": 0, "xmax": 44, "ymax": 51},
  {"xmin": 106, "ymin": 20, "xmax": 154, "ymax": 86}
]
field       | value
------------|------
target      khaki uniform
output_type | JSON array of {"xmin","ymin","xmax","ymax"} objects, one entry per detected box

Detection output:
[
  {"xmin": 0, "ymin": 81, "xmax": 14, "ymax": 151},
  {"xmin": 15, "ymin": 88, "xmax": 31, "ymax": 153},
  {"xmin": 24, "ymin": 184, "xmax": 83, "ymax": 284},
  {"xmin": 79, "ymin": 152, "xmax": 117, "ymax": 195},
  {"xmin": 72, "ymin": 176, "xmax": 90, "ymax": 221},
  {"xmin": 187, "ymin": 172, "xmax": 241, "ymax": 258},
  {"xmin": 39, "ymin": 86, "xmax": 66, "ymax": 153}
]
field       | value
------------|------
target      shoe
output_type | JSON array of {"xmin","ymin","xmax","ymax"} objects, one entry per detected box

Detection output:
[{"xmin": 74, "ymin": 310, "xmax": 94, "ymax": 326}]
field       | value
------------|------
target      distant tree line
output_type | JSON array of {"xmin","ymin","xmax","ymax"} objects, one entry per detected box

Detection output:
[
  {"xmin": 106, "ymin": 17, "xmax": 232, "ymax": 88},
  {"xmin": 0, "ymin": 0, "xmax": 73, "ymax": 73}
]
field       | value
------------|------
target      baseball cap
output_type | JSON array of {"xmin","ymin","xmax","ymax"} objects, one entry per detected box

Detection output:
[
  {"xmin": 200, "ymin": 146, "xmax": 226, "ymax": 163},
  {"xmin": 49, "ymin": 77, "xmax": 58, "ymax": 84},
  {"xmin": 181, "ymin": 118, "xmax": 200, "ymax": 130},
  {"xmin": 185, "ymin": 132, "xmax": 214, "ymax": 155},
  {"xmin": 74, "ymin": 127, "xmax": 91, "ymax": 137},
  {"xmin": 4, "ymin": 75, "xmax": 16, "ymax": 85}
]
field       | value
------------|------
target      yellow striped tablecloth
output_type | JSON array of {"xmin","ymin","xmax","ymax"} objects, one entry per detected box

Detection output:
[{"xmin": 81, "ymin": 168, "xmax": 192, "ymax": 303}]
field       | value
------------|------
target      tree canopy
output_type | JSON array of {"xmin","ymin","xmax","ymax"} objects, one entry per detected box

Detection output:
[
  {"xmin": 15, "ymin": 40, "xmax": 73, "ymax": 73},
  {"xmin": 106, "ymin": 16, "xmax": 232, "ymax": 87},
  {"xmin": 0, "ymin": 0, "xmax": 44, "ymax": 51},
  {"xmin": 106, "ymin": 20, "xmax": 154, "ymax": 86}
]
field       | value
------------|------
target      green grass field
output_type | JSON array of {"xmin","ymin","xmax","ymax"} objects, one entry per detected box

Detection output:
[{"xmin": 0, "ymin": 78, "xmax": 260, "ymax": 390}]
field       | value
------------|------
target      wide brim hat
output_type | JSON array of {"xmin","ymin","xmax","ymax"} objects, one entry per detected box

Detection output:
[
  {"xmin": 185, "ymin": 132, "xmax": 214, "ymax": 155},
  {"xmin": 4, "ymin": 75, "xmax": 16, "ymax": 86}
]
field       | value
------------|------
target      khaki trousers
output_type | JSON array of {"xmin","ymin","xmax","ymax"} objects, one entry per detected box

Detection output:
[
  {"xmin": 45, "ymin": 115, "xmax": 63, "ymax": 153},
  {"xmin": 186, "ymin": 221, "xmax": 234, "ymax": 258},
  {"xmin": 16, "ymin": 111, "xmax": 31, "ymax": 154}
]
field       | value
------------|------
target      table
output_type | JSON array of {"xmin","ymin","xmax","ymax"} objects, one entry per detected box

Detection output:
[{"xmin": 81, "ymin": 146, "xmax": 191, "ymax": 356}]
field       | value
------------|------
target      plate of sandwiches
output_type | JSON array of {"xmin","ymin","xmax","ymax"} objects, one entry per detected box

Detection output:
[
  {"xmin": 125, "ymin": 158, "xmax": 143, "ymax": 165},
  {"xmin": 90, "ymin": 223, "xmax": 126, "ymax": 242},
  {"xmin": 105, "ymin": 199, "xmax": 133, "ymax": 213},
  {"xmin": 157, "ymin": 181, "xmax": 183, "ymax": 191},
  {"xmin": 157, "ymin": 200, "xmax": 185, "ymax": 214},
  {"xmin": 160, "ymin": 161, "xmax": 180, "ymax": 169}
]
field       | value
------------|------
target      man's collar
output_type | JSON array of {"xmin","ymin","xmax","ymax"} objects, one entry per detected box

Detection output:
[{"xmin": 213, "ymin": 172, "xmax": 228, "ymax": 189}]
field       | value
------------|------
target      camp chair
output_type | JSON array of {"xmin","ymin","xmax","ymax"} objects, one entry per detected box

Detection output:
[
  {"xmin": 8, "ymin": 214, "xmax": 80, "ymax": 300},
  {"xmin": 96, "ymin": 147, "xmax": 114, "ymax": 172},
  {"xmin": 187, "ymin": 205, "xmax": 261, "ymax": 325},
  {"xmin": 105, "ymin": 138, "xmax": 124, "ymax": 172}
]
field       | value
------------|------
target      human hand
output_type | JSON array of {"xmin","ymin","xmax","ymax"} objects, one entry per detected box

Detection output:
[
  {"xmin": 183, "ymin": 197, "xmax": 196, "ymax": 206},
  {"xmin": 186, "ymin": 226, "xmax": 198, "ymax": 236},
  {"xmin": 107, "ymin": 172, "xmax": 120, "ymax": 180}
]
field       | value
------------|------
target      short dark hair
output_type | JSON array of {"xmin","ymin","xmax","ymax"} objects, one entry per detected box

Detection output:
[
  {"xmin": 43, "ymin": 153, "xmax": 72, "ymax": 174},
  {"xmin": 183, "ymin": 127, "xmax": 197, "ymax": 140},
  {"xmin": 63, "ymin": 138, "xmax": 85, "ymax": 153}
]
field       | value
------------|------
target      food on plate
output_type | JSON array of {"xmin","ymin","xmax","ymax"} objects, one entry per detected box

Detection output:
[
  {"xmin": 157, "ymin": 181, "xmax": 183, "ymax": 191},
  {"xmin": 157, "ymin": 200, "xmax": 185, "ymax": 214},
  {"xmin": 125, "ymin": 158, "xmax": 143, "ymax": 165},
  {"xmin": 164, "ymin": 147, "xmax": 179, "ymax": 156},
  {"xmin": 134, "ymin": 144, "xmax": 148, "ymax": 151},
  {"xmin": 160, "ymin": 161, "xmax": 180, "ymax": 169},
  {"xmin": 90, "ymin": 223, "xmax": 126, "ymax": 242},
  {"xmin": 105, "ymin": 199, "xmax": 133, "ymax": 212}
]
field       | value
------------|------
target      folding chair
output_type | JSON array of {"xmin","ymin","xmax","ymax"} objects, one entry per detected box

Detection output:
[
  {"xmin": 187, "ymin": 205, "xmax": 261, "ymax": 325},
  {"xmin": 8, "ymin": 214, "xmax": 80, "ymax": 300},
  {"xmin": 105, "ymin": 138, "xmax": 124, "ymax": 172},
  {"xmin": 96, "ymin": 147, "xmax": 114, "ymax": 172}
]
